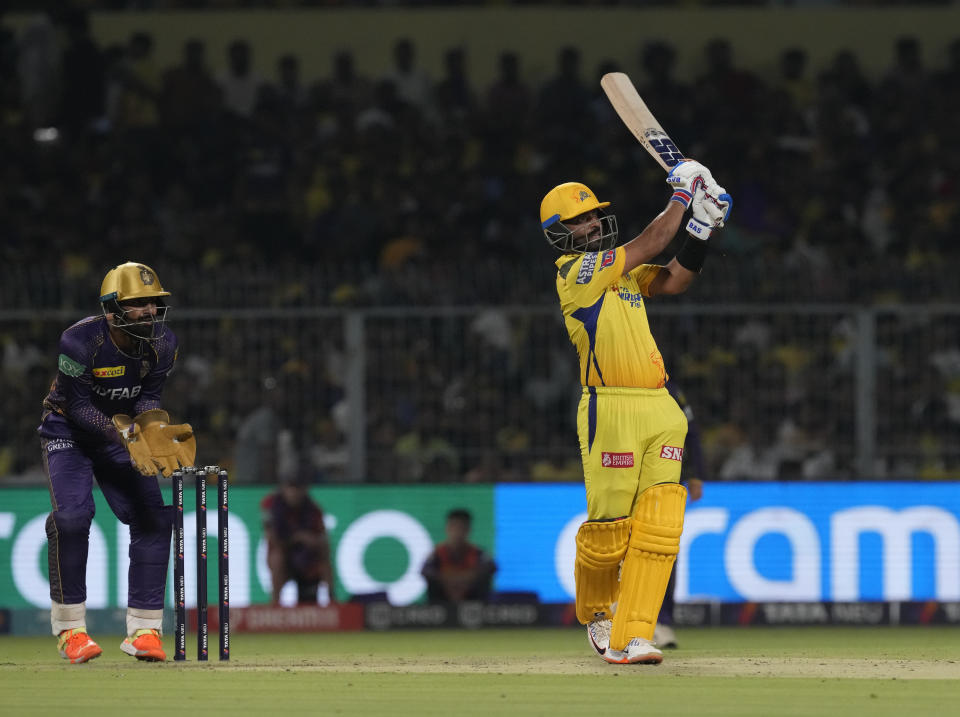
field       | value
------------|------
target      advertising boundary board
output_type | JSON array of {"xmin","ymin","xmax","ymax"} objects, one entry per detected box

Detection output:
[{"xmin": 2, "ymin": 483, "xmax": 959, "ymax": 612}]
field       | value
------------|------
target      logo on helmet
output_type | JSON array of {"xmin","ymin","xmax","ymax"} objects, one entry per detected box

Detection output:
[
  {"xmin": 575, "ymin": 190, "xmax": 590, "ymax": 202},
  {"xmin": 139, "ymin": 267, "xmax": 155, "ymax": 285}
]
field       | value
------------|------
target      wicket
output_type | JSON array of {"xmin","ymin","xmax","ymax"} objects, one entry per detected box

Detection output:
[{"xmin": 172, "ymin": 465, "xmax": 229, "ymax": 661}]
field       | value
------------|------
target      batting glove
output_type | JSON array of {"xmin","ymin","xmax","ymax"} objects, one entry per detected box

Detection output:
[
  {"xmin": 666, "ymin": 159, "xmax": 715, "ymax": 209},
  {"xmin": 686, "ymin": 184, "xmax": 733, "ymax": 240}
]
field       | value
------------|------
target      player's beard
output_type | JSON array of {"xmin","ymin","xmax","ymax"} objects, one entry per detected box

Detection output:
[
  {"xmin": 115, "ymin": 307, "xmax": 168, "ymax": 343},
  {"xmin": 575, "ymin": 228, "xmax": 603, "ymax": 252}
]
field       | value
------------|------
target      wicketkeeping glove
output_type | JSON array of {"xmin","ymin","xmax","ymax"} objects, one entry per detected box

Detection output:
[
  {"xmin": 113, "ymin": 409, "xmax": 197, "ymax": 478},
  {"xmin": 112, "ymin": 413, "xmax": 160, "ymax": 476}
]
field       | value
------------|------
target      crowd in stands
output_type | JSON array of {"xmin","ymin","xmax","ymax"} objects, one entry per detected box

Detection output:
[{"xmin": 0, "ymin": 7, "xmax": 958, "ymax": 483}]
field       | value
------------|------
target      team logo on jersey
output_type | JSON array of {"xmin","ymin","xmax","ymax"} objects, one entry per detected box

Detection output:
[
  {"xmin": 576, "ymin": 252, "xmax": 599, "ymax": 284},
  {"xmin": 601, "ymin": 452, "xmax": 634, "ymax": 468},
  {"xmin": 58, "ymin": 353, "xmax": 85, "ymax": 377},
  {"xmin": 140, "ymin": 360, "xmax": 151, "ymax": 378},
  {"xmin": 92, "ymin": 365, "xmax": 125, "ymax": 378},
  {"xmin": 139, "ymin": 267, "xmax": 155, "ymax": 285},
  {"xmin": 660, "ymin": 445, "xmax": 683, "ymax": 461},
  {"xmin": 600, "ymin": 250, "xmax": 616, "ymax": 268}
]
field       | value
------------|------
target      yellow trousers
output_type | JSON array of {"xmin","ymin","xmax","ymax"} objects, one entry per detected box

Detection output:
[{"xmin": 577, "ymin": 386, "xmax": 687, "ymax": 519}]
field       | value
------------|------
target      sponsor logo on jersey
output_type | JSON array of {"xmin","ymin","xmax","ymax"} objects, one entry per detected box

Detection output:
[
  {"xmin": 46, "ymin": 439, "xmax": 76, "ymax": 453},
  {"xmin": 92, "ymin": 365, "xmax": 126, "ymax": 378},
  {"xmin": 601, "ymin": 451, "xmax": 634, "ymax": 468},
  {"xmin": 576, "ymin": 252, "xmax": 599, "ymax": 284},
  {"xmin": 92, "ymin": 384, "xmax": 142, "ymax": 401},
  {"xmin": 660, "ymin": 445, "xmax": 683, "ymax": 461},
  {"xmin": 600, "ymin": 250, "xmax": 616, "ymax": 268},
  {"xmin": 58, "ymin": 353, "xmax": 85, "ymax": 377},
  {"xmin": 614, "ymin": 285, "xmax": 644, "ymax": 309}
]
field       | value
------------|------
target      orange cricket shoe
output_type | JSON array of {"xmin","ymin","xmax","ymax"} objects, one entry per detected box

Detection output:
[
  {"xmin": 58, "ymin": 628, "xmax": 103, "ymax": 664},
  {"xmin": 120, "ymin": 628, "xmax": 167, "ymax": 662}
]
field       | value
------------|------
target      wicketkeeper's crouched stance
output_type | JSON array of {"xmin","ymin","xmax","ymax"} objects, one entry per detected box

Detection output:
[
  {"xmin": 38, "ymin": 262, "xmax": 196, "ymax": 663},
  {"xmin": 540, "ymin": 161, "xmax": 731, "ymax": 664}
]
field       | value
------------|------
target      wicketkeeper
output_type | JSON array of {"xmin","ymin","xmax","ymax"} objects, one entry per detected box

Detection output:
[
  {"xmin": 539, "ymin": 161, "xmax": 730, "ymax": 664},
  {"xmin": 38, "ymin": 261, "xmax": 196, "ymax": 663}
]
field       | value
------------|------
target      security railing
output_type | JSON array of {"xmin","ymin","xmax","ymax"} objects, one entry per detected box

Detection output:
[{"xmin": 2, "ymin": 305, "xmax": 957, "ymax": 483}]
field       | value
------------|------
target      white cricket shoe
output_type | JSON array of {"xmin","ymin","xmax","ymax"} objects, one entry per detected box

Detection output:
[
  {"xmin": 586, "ymin": 618, "xmax": 612, "ymax": 657},
  {"xmin": 654, "ymin": 622, "xmax": 677, "ymax": 649},
  {"xmin": 602, "ymin": 637, "xmax": 663, "ymax": 665}
]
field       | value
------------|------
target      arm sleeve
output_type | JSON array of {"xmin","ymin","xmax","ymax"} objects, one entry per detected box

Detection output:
[
  {"xmin": 134, "ymin": 331, "xmax": 178, "ymax": 414},
  {"xmin": 557, "ymin": 248, "xmax": 626, "ymax": 307},
  {"xmin": 628, "ymin": 264, "xmax": 663, "ymax": 298},
  {"xmin": 57, "ymin": 334, "xmax": 116, "ymax": 441}
]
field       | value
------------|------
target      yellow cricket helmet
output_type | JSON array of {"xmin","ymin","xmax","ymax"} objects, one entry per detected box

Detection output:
[
  {"xmin": 99, "ymin": 261, "xmax": 170, "ymax": 304},
  {"xmin": 539, "ymin": 182, "xmax": 618, "ymax": 254}
]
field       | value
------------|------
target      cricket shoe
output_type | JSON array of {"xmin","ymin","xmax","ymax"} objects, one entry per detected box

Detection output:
[
  {"xmin": 586, "ymin": 618, "xmax": 612, "ymax": 658},
  {"xmin": 120, "ymin": 629, "xmax": 167, "ymax": 662},
  {"xmin": 58, "ymin": 628, "xmax": 103, "ymax": 664},
  {"xmin": 602, "ymin": 637, "xmax": 663, "ymax": 665},
  {"xmin": 654, "ymin": 623, "xmax": 678, "ymax": 649}
]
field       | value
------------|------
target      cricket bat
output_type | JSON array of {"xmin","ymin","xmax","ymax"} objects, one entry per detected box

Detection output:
[{"xmin": 600, "ymin": 72, "xmax": 685, "ymax": 173}]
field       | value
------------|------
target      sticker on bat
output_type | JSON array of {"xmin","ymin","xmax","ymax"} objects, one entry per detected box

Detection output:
[{"xmin": 647, "ymin": 137, "xmax": 685, "ymax": 168}]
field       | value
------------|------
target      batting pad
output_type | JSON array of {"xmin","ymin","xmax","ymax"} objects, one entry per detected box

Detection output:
[
  {"xmin": 609, "ymin": 482, "xmax": 687, "ymax": 649},
  {"xmin": 574, "ymin": 517, "xmax": 630, "ymax": 624}
]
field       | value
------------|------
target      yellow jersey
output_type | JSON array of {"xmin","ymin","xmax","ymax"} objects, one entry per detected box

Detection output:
[{"xmin": 555, "ymin": 247, "xmax": 668, "ymax": 389}]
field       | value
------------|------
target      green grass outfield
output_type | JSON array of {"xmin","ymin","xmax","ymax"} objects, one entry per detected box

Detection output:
[{"xmin": 1, "ymin": 627, "xmax": 958, "ymax": 716}]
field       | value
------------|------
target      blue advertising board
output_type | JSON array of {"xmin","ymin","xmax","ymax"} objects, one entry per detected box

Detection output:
[{"xmin": 493, "ymin": 482, "xmax": 960, "ymax": 603}]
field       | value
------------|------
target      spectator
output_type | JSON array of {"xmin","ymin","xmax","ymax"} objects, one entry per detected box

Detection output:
[
  {"xmin": 217, "ymin": 39, "xmax": 263, "ymax": 117},
  {"xmin": 482, "ymin": 51, "xmax": 531, "ymax": 161},
  {"xmin": 381, "ymin": 37, "xmax": 433, "ymax": 119},
  {"xmin": 434, "ymin": 46, "xmax": 475, "ymax": 127},
  {"xmin": 58, "ymin": 8, "xmax": 105, "ymax": 136},
  {"xmin": 261, "ymin": 472, "xmax": 336, "ymax": 605},
  {"xmin": 159, "ymin": 39, "xmax": 222, "ymax": 130},
  {"xmin": 16, "ymin": 14, "xmax": 60, "ymax": 129},
  {"xmin": 421, "ymin": 508, "xmax": 495, "ymax": 603},
  {"xmin": 233, "ymin": 376, "xmax": 282, "ymax": 485},
  {"xmin": 113, "ymin": 31, "xmax": 160, "ymax": 129}
]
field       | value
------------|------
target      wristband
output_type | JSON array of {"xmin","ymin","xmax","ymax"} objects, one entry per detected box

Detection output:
[
  {"xmin": 669, "ymin": 189, "xmax": 693, "ymax": 209},
  {"xmin": 675, "ymin": 235, "xmax": 707, "ymax": 273}
]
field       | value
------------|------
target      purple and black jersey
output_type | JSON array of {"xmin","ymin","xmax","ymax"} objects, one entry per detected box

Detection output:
[{"xmin": 39, "ymin": 315, "xmax": 179, "ymax": 444}]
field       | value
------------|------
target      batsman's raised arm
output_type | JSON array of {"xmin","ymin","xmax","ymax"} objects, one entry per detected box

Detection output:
[{"xmin": 645, "ymin": 159, "xmax": 732, "ymax": 296}]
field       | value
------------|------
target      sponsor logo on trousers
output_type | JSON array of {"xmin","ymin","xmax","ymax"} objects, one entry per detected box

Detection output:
[
  {"xmin": 46, "ymin": 439, "xmax": 76, "ymax": 453},
  {"xmin": 601, "ymin": 452, "xmax": 634, "ymax": 468},
  {"xmin": 660, "ymin": 445, "xmax": 683, "ymax": 461}
]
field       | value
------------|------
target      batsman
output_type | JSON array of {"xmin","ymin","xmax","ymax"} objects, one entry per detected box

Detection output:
[
  {"xmin": 540, "ymin": 161, "xmax": 731, "ymax": 664},
  {"xmin": 37, "ymin": 261, "xmax": 196, "ymax": 663}
]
